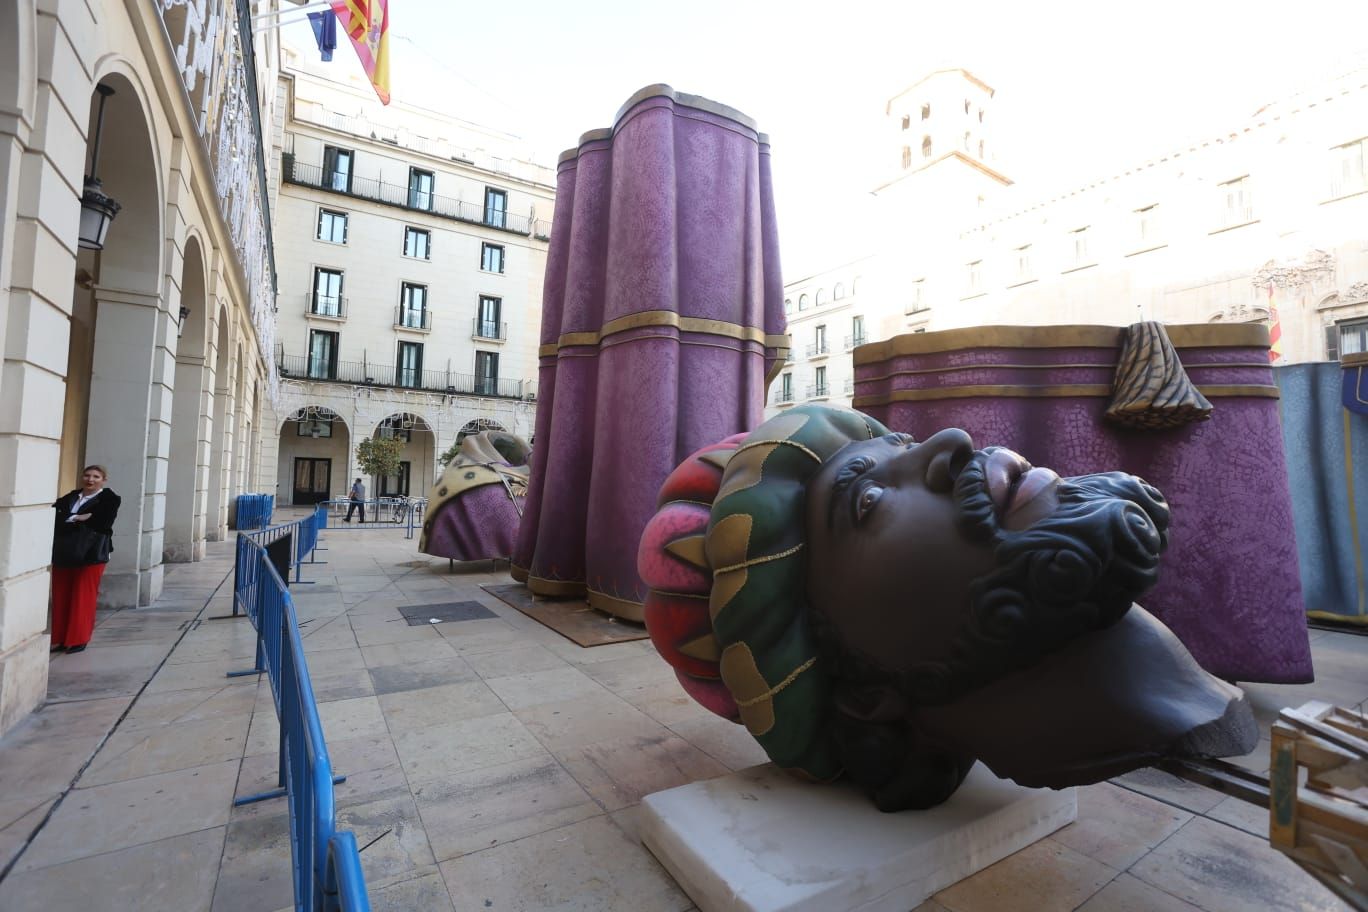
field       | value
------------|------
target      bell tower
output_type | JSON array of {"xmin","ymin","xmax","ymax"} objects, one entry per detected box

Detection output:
[{"xmin": 886, "ymin": 68, "xmax": 1001, "ymax": 180}]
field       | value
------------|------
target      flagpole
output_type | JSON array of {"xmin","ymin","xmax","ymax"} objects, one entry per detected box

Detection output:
[{"xmin": 251, "ymin": 0, "xmax": 332, "ymax": 22}]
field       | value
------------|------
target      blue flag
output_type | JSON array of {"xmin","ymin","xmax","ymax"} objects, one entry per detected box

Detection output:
[{"xmin": 307, "ymin": 10, "xmax": 337, "ymax": 62}]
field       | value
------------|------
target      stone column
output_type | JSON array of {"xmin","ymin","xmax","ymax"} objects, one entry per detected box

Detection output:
[{"xmin": 86, "ymin": 287, "xmax": 161, "ymax": 608}]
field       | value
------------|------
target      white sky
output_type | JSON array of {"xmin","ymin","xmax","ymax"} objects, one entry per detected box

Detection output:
[{"xmin": 280, "ymin": 0, "xmax": 1368, "ymax": 277}]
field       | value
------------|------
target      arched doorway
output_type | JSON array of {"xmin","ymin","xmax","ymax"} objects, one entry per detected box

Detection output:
[
  {"xmin": 278, "ymin": 407, "xmax": 350, "ymax": 505},
  {"xmin": 165, "ymin": 236, "xmax": 209, "ymax": 561},
  {"xmin": 372, "ymin": 412, "xmax": 436, "ymax": 499},
  {"xmin": 58, "ymin": 72, "xmax": 166, "ymax": 607}
]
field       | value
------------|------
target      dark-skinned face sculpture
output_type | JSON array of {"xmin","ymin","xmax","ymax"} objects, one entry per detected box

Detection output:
[{"xmin": 639, "ymin": 404, "xmax": 1257, "ymax": 811}]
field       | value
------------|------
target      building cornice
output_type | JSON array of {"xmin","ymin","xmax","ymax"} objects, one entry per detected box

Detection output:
[{"xmin": 873, "ymin": 150, "xmax": 1013, "ymax": 194}]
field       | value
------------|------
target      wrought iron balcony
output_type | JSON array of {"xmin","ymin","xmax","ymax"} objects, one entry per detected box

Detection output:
[
  {"xmin": 283, "ymin": 153, "xmax": 552, "ymax": 240},
  {"xmin": 773, "ymin": 387, "xmax": 795, "ymax": 405},
  {"xmin": 306, "ymin": 293, "xmax": 346, "ymax": 321},
  {"xmin": 807, "ymin": 383, "xmax": 830, "ymax": 399},
  {"xmin": 277, "ymin": 351, "xmax": 527, "ymax": 399},
  {"xmin": 394, "ymin": 305, "xmax": 432, "ymax": 332},
  {"xmin": 843, "ymin": 333, "xmax": 867, "ymax": 351},
  {"xmin": 472, "ymin": 319, "xmax": 507, "ymax": 341},
  {"xmin": 844, "ymin": 377, "xmax": 855, "ymax": 396},
  {"xmin": 806, "ymin": 341, "xmax": 830, "ymax": 358}
]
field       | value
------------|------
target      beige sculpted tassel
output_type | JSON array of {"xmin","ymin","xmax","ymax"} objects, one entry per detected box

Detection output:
[{"xmin": 1105, "ymin": 321, "xmax": 1214, "ymax": 429}]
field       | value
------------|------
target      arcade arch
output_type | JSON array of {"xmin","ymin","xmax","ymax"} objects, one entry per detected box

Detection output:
[
  {"xmin": 165, "ymin": 236, "xmax": 210, "ymax": 561},
  {"xmin": 277, "ymin": 406, "xmax": 350, "ymax": 505},
  {"xmin": 58, "ymin": 73, "xmax": 168, "ymax": 606},
  {"xmin": 373, "ymin": 412, "xmax": 436, "ymax": 498}
]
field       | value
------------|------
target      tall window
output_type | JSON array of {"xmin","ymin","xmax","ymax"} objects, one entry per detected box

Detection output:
[
  {"xmin": 1339, "ymin": 317, "xmax": 1368, "ymax": 357},
  {"xmin": 323, "ymin": 146, "xmax": 352, "ymax": 192},
  {"xmin": 922, "ymin": 136, "xmax": 932, "ymax": 158},
  {"xmin": 399, "ymin": 283, "xmax": 427, "ymax": 328},
  {"xmin": 475, "ymin": 350, "xmax": 499, "ymax": 395},
  {"xmin": 481, "ymin": 242, "xmax": 505, "ymax": 273},
  {"xmin": 908, "ymin": 278, "xmax": 926, "ymax": 313},
  {"xmin": 1014, "ymin": 244, "xmax": 1033, "ymax": 282},
  {"xmin": 312, "ymin": 268, "xmax": 343, "ymax": 316},
  {"xmin": 307, "ymin": 330, "xmax": 338, "ymax": 379},
  {"xmin": 814, "ymin": 324, "xmax": 827, "ymax": 354},
  {"xmin": 798, "ymin": 294, "xmax": 809, "ymax": 311},
  {"xmin": 1135, "ymin": 204, "xmax": 1159, "ymax": 246},
  {"xmin": 780, "ymin": 372, "xmax": 792, "ymax": 401},
  {"xmin": 408, "ymin": 168, "xmax": 434, "ymax": 210},
  {"xmin": 1219, "ymin": 176, "xmax": 1252, "ymax": 227},
  {"xmin": 396, "ymin": 341, "xmax": 423, "ymax": 388},
  {"xmin": 477, "ymin": 295, "xmax": 502, "ymax": 339},
  {"xmin": 403, "ymin": 227, "xmax": 430, "ymax": 259},
  {"xmin": 484, "ymin": 187, "xmax": 508, "ymax": 228},
  {"xmin": 316, "ymin": 209, "xmax": 347, "ymax": 243},
  {"xmin": 1070, "ymin": 227, "xmax": 1090, "ymax": 267},
  {"xmin": 851, "ymin": 315, "xmax": 865, "ymax": 347},
  {"xmin": 814, "ymin": 365, "xmax": 828, "ymax": 396},
  {"xmin": 965, "ymin": 260, "xmax": 983, "ymax": 294},
  {"xmin": 901, "ymin": 146, "xmax": 912, "ymax": 169},
  {"xmin": 1331, "ymin": 139, "xmax": 1366, "ymax": 198},
  {"xmin": 784, "ymin": 298, "xmax": 793, "ymax": 314}
]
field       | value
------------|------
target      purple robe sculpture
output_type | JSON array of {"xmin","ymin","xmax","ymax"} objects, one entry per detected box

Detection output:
[
  {"xmin": 511, "ymin": 86, "xmax": 789, "ymax": 620},
  {"xmin": 853, "ymin": 322, "xmax": 1313, "ymax": 683},
  {"xmin": 420, "ymin": 432, "xmax": 530, "ymax": 562}
]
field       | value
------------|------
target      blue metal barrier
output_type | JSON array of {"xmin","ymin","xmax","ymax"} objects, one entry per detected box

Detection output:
[
  {"xmin": 234, "ymin": 493, "xmax": 276, "ymax": 531},
  {"xmin": 322, "ymin": 498, "xmax": 420, "ymax": 530},
  {"xmin": 231, "ymin": 534, "xmax": 371, "ymax": 911}
]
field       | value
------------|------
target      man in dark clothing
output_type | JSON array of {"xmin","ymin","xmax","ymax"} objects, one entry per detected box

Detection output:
[{"xmin": 345, "ymin": 477, "xmax": 366, "ymax": 522}]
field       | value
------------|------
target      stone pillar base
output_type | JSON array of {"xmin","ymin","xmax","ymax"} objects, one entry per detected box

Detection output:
[
  {"xmin": 0, "ymin": 634, "xmax": 50, "ymax": 736},
  {"xmin": 98, "ymin": 565, "xmax": 165, "ymax": 609}
]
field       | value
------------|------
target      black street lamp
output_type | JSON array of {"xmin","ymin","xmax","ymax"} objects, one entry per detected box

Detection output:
[{"xmin": 78, "ymin": 84, "xmax": 121, "ymax": 251}]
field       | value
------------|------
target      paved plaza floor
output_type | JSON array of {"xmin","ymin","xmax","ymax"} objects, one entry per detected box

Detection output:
[{"xmin": 0, "ymin": 519, "xmax": 1361, "ymax": 911}]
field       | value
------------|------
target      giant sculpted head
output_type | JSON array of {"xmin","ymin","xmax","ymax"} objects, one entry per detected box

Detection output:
[{"xmin": 639, "ymin": 404, "xmax": 1257, "ymax": 811}]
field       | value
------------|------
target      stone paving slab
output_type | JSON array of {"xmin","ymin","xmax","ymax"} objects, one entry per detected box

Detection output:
[{"xmin": 0, "ymin": 528, "xmax": 1359, "ymax": 911}]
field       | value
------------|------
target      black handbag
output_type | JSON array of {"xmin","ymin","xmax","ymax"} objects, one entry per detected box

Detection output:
[{"xmin": 53, "ymin": 525, "xmax": 113, "ymax": 567}]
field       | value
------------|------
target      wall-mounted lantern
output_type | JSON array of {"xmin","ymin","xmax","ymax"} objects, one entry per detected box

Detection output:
[{"xmin": 78, "ymin": 84, "xmax": 122, "ymax": 251}]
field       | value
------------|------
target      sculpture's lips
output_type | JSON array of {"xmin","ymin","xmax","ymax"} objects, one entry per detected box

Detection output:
[
  {"xmin": 985, "ymin": 449, "xmax": 1060, "ymax": 523},
  {"xmin": 1007, "ymin": 467, "xmax": 1061, "ymax": 522}
]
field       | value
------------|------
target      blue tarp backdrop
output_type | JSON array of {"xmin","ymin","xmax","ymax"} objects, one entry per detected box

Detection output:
[{"xmin": 1276, "ymin": 362, "xmax": 1368, "ymax": 625}]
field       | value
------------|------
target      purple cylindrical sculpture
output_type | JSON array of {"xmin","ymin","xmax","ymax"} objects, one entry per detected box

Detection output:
[
  {"xmin": 853, "ymin": 324, "xmax": 1312, "ymax": 684},
  {"xmin": 512, "ymin": 86, "xmax": 788, "ymax": 620}
]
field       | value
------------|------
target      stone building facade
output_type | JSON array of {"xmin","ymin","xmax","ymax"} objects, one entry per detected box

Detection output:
[
  {"xmin": 262, "ymin": 48, "xmax": 554, "ymax": 505},
  {"xmin": 0, "ymin": 0, "xmax": 281, "ymax": 733}
]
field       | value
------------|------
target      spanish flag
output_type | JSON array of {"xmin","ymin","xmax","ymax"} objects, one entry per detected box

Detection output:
[
  {"xmin": 1267, "ymin": 282, "xmax": 1283, "ymax": 363},
  {"xmin": 330, "ymin": 0, "xmax": 391, "ymax": 105}
]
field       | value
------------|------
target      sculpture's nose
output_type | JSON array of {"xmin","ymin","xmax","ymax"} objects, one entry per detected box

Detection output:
[{"xmin": 918, "ymin": 428, "xmax": 975, "ymax": 493}]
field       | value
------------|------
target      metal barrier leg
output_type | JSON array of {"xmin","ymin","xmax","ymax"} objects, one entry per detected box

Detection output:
[
  {"xmin": 234, "ymin": 774, "xmax": 346, "ymax": 807},
  {"xmin": 227, "ymin": 635, "xmax": 265, "ymax": 678}
]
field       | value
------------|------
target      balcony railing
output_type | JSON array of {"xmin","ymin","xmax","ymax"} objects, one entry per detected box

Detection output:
[
  {"xmin": 306, "ymin": 293, "xmax": 346, "ymax": 321},
  {"xmin": 278, "ymin": 352, "xmax": 528, "ymax": 399},
  {"xmin": 394, "ymin": 305, "xmax": 432, "ymax": 332},
  {"xmin": 806, "ymin": 341, "xmax": 830, "ymax": 358},
  {"xmin": 283, "ymin": 154, "xmax": 552, "ymax": 239},
  {"xmin": 472, "ymin": 319, "xmax": 507, "ymax": 341},
  {"xmin": 807, "ymin": 383, "xmax": 830, "ymax": 399},
  {"xmin": 844, "ymin": 377, "xmax": 855, "ymax": 396},
  {"xmin": 843, "ymin": 333, "xmax": 867, "ymax": 351},
  {"xmin": 773, "ymin": 388, "xmax": 795, "ymax": 405}
]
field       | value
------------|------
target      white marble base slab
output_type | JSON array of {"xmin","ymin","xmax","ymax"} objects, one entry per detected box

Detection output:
[{"xmin": 639, "ymin": 762, "xmax": 1077, "ymax": 912}]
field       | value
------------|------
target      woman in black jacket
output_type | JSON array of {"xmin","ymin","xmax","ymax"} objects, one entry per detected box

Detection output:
[{"xmin": 51, "ymin": 465, "xmax": 121, "ymax": 653}]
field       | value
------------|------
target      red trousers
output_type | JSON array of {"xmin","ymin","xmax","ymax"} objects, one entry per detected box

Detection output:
[{"xmin": 51, "ymin": 563, "xmax": 106, "ymax": 648}]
